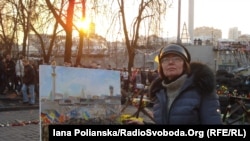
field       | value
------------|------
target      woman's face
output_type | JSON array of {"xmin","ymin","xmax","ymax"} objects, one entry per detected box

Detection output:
[{"xmin": 161, "ymin": 54, "xmax": 184, "ymax": 80}]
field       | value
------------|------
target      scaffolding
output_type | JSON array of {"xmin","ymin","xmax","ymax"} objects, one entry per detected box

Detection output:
[{"xmin": 181, "ymin": 22, "xmax": 190, "ymax": 44}]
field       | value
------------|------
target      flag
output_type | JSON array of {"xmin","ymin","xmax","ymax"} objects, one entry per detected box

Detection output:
[{"xmin": 154, "ymin": 55, "xmax": 159, "ymax": 63}]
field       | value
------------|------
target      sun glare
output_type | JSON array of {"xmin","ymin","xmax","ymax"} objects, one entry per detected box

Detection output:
[{"xmin": 76, "ymin": 18, "xmax": 90, "ymax": 32}]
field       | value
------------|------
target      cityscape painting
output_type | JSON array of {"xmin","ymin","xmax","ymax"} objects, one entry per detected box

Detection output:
[
  {"xmin": 40, "ymin": 65, "xmax": 122, "ymax": 128},
  {"xmin": 39, "ymin": 65, "xmax": 121, "ymax": 100}
]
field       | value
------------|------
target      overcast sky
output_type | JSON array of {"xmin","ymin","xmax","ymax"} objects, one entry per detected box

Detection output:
[
  {"xmin": 164, "ymin": 0, "xmax": 250, "ymax": 39},
  {"xmin": 89, "ymin": 0, "xmax": 250, "ymax": 41}
]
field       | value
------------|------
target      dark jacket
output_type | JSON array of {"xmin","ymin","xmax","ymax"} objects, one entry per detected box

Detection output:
[
  {"xmin": 5, "ymin": 59, "xmax": 15, "ymax": 76},
  {"xmin": 23, "ymin": 64, "xmax": 36, "ymax": 85},
  {"xmin": 149, "ymin": 62, "xmax": 222, "ymax": 124}
]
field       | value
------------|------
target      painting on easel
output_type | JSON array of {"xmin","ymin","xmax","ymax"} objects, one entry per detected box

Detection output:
[{"xmin": 40, "ymin": 64, "xmax": 121, "ymax": 126}]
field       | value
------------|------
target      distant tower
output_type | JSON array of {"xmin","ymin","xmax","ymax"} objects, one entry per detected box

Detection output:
[
  {"xmin": 188, "ymin": 0, "xmax": 194, "ymax": 43},
  {"xmin": 51, "ymin": 62, "xmax": 56, "ymax": 101},
  {"xmin": 81, "ymin": 88, "xmax": 86, "ymax": 98},
  {"xmin": 109, "ymin": 85, "xmax": 114, "ymax": 96},
  {"xmin": 181, "ymin": 22, "xmax": 190, "ymax": 43}
]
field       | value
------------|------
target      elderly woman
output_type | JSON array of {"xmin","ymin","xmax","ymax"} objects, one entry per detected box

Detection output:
[{"xmin": 127, "ymin": 43, "xmax": 222, "ymax": 125}]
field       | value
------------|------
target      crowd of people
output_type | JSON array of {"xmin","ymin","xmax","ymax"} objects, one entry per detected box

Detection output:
[{"xmin": 0, "ymin": 53, "xmax": 39, "ymax": 105}]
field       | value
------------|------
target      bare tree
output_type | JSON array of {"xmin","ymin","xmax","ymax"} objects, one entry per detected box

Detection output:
[
  {"xmin": 75, "ymin": 0, "xmax": 86, "ymax": 66},
  {"xmin": 117, "ymin": 0, "xmax": 170, "ymax": 74},
  {"xmin": 29, "ymin": 0, "xmax": 64, "ymax": 64},
  {"xmin": 0, "ymin": 0, "xmax": 171, "ymax": 69},
  {"xmin": 46, "ymin": 0, "xmax": 75, "ymax": 63},
  {"xmin": 18, "ymin": 0, "xmax": 39, "ymax": 57},
  {"xmin": 84, "ymin": 0, "xmax": 170, "ymax": 72},
  {"xmin": 0, "ymin": 0, "xmax": 20, "ymax": 55}
]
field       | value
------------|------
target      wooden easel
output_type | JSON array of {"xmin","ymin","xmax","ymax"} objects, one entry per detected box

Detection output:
[
  {"xmin": 120, "ymin": 88, "xmax": 155, "ymax": 122},
  {"xmin": 222, "ymin": 96, "xmax": 250, "ymax": 125}
]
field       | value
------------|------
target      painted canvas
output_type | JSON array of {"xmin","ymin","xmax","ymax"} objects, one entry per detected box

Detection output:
[
  {"xmin": 40, "ymin": 65, "xmax": 122, "ymax": 127},
  {"xmin": 39, "ymin": 65, "xmax": 121, "ymax": 100}
]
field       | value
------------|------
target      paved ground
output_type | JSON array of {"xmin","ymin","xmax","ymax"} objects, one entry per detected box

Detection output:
[
  {"xmin": 0, "ymin": 109, "xmax": 40, "ymax": 141},
  {"xmin": 0, "ymin": 92, "xmax": 40, "ymax": 141}
]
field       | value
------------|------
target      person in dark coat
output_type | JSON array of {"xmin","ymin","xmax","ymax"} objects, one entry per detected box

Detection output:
[
  {"xmin": 127, "ymin": 43, "xmax": 222, "ymax": 124},
  {"xmin": 5, "ymin": 54, "xmax": 16, "ymax": 92},
  {"xmin": 21, "ymin": 59, "xmax": 36, "ymax": 105},
  {"xmin": 0, "ymin": 56, "xmax": 6, "ymax": 94}
]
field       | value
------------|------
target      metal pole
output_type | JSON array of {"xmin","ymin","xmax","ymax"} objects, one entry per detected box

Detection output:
[
  {"xmin": 212, "ymin": 30, "xmax": 214, "ymax": 46},
  {"xmin": 143, "ymin": 53, "xmax": 145, "ymax": 71},
  {"xmin": 177, "ymin": 0, "xmax": 181, "ymax": 43}
]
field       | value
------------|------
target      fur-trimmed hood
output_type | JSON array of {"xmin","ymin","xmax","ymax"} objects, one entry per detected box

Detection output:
[{"xmin": 149, "ymin": 62, "xmax": 216, "ymax": 99}]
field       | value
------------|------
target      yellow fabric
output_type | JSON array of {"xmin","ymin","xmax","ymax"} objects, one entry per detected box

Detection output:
[{"xmin": 154, "ymin": 55, "xmax": 159, "ymax": 63}]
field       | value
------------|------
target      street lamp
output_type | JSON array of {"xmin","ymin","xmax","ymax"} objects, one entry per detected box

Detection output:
[{"xmin": 214, "ymin": 59, "xmax": 217, "ymax": 72}]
